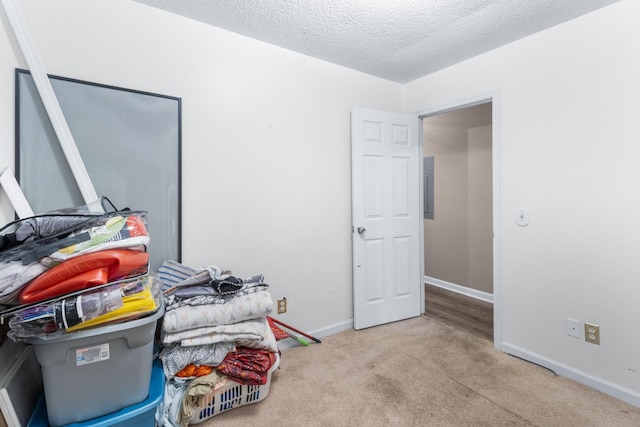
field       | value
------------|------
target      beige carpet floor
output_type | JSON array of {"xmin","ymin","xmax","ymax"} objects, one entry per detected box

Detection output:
[{"xmin": 196, "ymin": 315, "xmax": 640, "ymax": 426}]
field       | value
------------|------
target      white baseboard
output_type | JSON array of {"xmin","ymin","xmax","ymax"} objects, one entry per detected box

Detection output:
[
  {"xmin": 424, "ymin": 276, "xmax": 493, "ymax": 304},
  {"xmin": 501, "ymin": 342, "xmax": 640, "ymax": 408},
  {"xmin": 278, "ymin": 319, "xmax": 353, "ymax": 350}
]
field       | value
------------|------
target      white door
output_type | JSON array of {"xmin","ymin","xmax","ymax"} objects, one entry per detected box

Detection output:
[{"xmin": 351, "ymin": 108, "xmax": 422, "ymax": 330}]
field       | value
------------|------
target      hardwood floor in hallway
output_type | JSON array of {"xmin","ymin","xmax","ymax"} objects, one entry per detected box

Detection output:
[{"xmin": 424, "ymin": 283, "xmax": 493, "ymax": 341}]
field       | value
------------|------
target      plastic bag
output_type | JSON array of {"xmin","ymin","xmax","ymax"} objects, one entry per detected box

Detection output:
[
  {"xmin": 7, "ymin": 274, "xmax": 162, "ymax": 340},
  {"xmin": 0, "ymin": 197, "xmax": 112, "ymax": 259},
  {"xmin": 0, "ymin": 197, "xmax": 149, "ymax": 306}
]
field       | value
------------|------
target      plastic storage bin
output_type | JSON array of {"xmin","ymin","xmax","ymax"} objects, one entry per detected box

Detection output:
[
  {"xmin": 25, "ymin": 303, "xmax": 164, "ymax": 427},
  {"xmin": 28, "ymin": 357, "xmax": 164, "ymax": 427},
  {"xmin": 189, "ymin": 353, "xmax": 280, "ymax": 424}
]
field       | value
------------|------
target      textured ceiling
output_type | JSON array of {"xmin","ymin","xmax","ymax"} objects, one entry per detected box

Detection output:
[{"xmin": 134, "ymin": 0, "xmax": 621, "ymax": 83}]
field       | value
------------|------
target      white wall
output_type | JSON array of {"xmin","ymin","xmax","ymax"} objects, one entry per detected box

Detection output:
[
  {"xmin": 405, "ymin": 0, "xmax": 640, "ymax": 405},
  {"xmin": 0, "ymin": 0, "xmax": 403, "ymax": 333}
]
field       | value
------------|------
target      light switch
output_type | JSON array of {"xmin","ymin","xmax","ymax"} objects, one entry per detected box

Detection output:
[
  {"xmin": 567, "ymin": 318, "xmax": 581, "ymax": 338},
  {"xmin": 517, "ymin": 208, "xmax": 529, "ymax": 227}
]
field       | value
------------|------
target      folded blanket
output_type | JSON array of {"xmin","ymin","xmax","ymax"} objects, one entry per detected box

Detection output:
[
  {"xmin": 162, "ymin": 290, "xmax": 273, "ymax": 333},
  {"xmin": 236, "ymin": 319, "xmax": 279, "ymax": 352},
  {"xmin": 162, "ymin": 318, "xmax": 266, "ymax": 346},
  {"xmin": 157, "ymin": 260, "xmax": 199, "ymax": 292}
]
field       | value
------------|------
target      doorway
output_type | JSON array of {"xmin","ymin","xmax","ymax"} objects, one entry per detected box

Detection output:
[{"xmin": 422, "ymin": 102, "xmax": 494, "ymax": 341}]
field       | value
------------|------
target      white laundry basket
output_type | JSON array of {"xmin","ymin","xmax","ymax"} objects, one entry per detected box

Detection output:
[{"xmin": 189, "ymin": 353, "xmax": 280, "ymax": 424}]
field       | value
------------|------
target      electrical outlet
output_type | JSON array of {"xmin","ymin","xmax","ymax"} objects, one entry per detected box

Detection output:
[
  {"xmin": 277, "ymin": 298, "xmax": 287, "ymax": 314},
  {"xmin": 584, "ymin": 322, "xmax": 600, "ymax": 345}
]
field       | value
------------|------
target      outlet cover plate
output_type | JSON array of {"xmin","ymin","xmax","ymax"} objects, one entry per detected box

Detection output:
[
  {"xmin": 567, "ymin": 318, "xmax": 581, "ymax": 338},
  {"xmin": 277, "ymin": 298, "xmax": 287, "ymax": 314},
  {"xmin": 585, "ymin": 322, "xmax": 600, "ymax": 345}
]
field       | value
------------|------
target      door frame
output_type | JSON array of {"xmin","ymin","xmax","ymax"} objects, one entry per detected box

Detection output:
[{"xmin": 416, "ymin": 91, "xmax": 501, "ymax": 350}]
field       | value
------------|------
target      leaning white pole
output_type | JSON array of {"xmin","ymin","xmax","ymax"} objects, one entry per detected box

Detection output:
[
  {"xmin": 2, "ymin": 0, "xmax": 99, "ymax": 204},
  {"xmin": 0, "ymin": 168, "xmax": 34, "ymax": 218}
]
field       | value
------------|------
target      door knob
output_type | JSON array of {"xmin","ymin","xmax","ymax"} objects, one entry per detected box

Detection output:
[{"xmin": 357, "ymin": 227, "xmax": 366, "ymax": 234}]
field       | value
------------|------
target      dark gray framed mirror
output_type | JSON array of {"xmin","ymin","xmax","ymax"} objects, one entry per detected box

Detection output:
[{"xmin": 15, "ymin": 69, "xmax": 181, "ymax": 272}]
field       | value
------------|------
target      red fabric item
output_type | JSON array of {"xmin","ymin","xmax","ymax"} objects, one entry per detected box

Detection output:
[
  {"xmin": 217, "ymin": 348, "xmax": 276, "ymax": 385},
  {"xmin": 267, "ymin": 317, "xmax": 289, "ymax": 341},
  {"xmin": 19, "ymin": 249, "xmax": 148, "ymax": 304}
]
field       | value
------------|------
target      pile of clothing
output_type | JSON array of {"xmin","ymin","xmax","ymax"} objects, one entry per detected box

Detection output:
[
  {"xmin": 0, "ymin": 198, "xmax": 160, "ymax": 340},
  {"xmin": 157, "ymin": 260, "xmax": 279, "ymax": 427}
]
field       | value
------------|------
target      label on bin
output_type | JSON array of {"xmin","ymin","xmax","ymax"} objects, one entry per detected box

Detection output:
[{"xmin": 76, "ymin": 344, "xmax": 110, "ymax": 366}]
